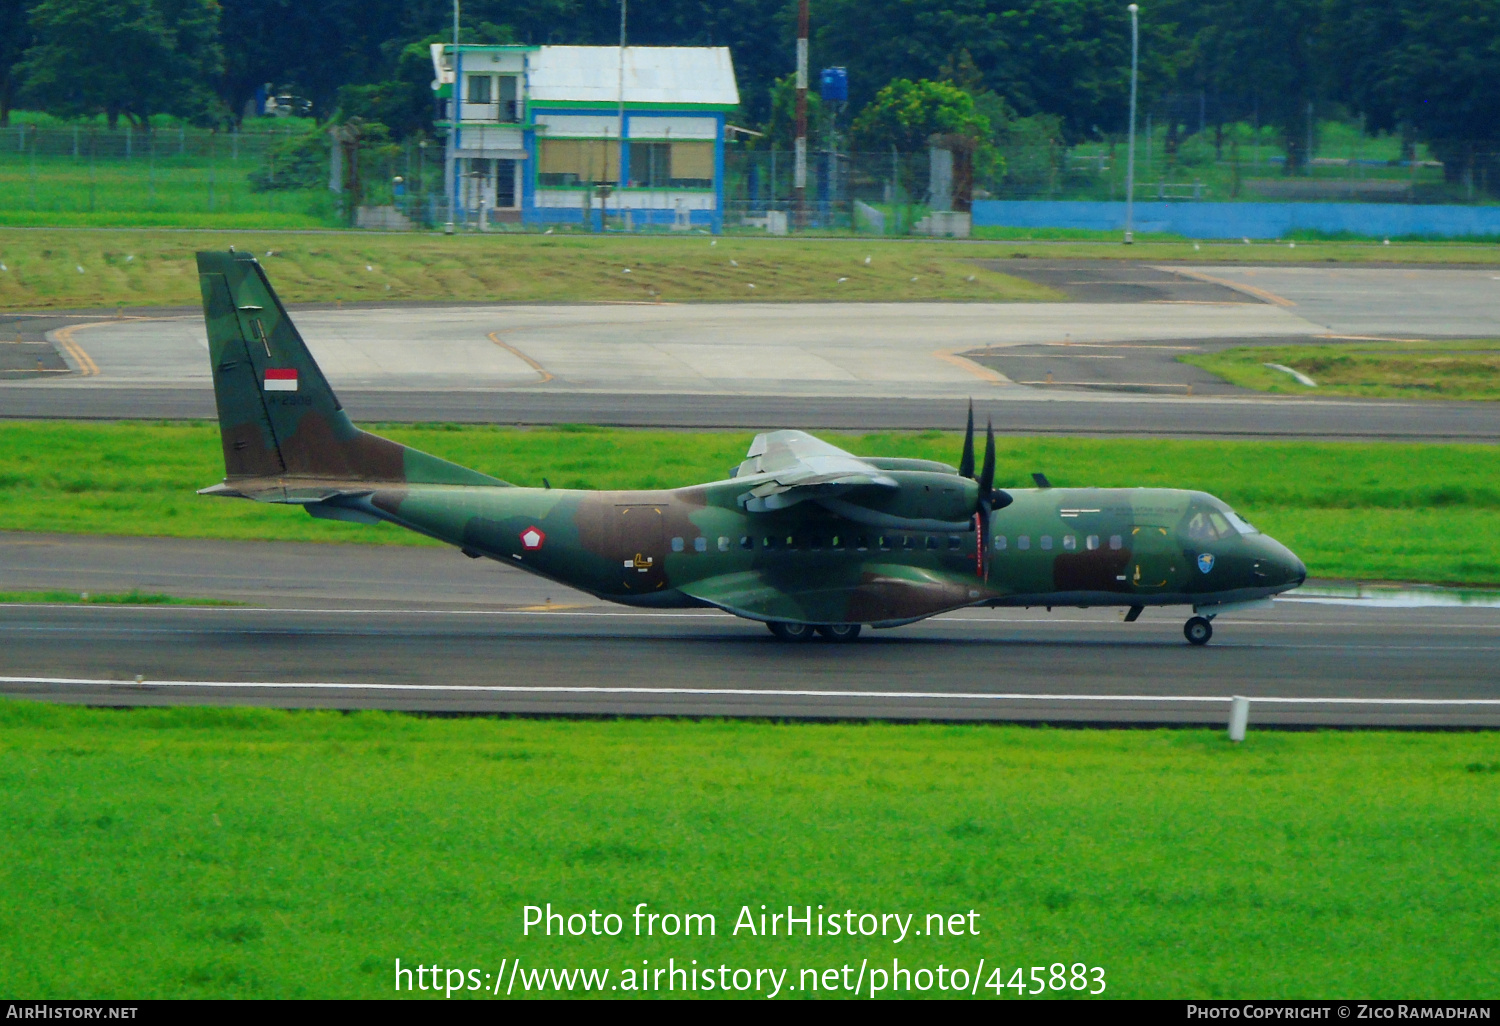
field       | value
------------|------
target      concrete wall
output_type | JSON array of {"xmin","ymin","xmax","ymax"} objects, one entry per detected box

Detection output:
[{"xmin": 971, "ymin": 199, "xmax": 1500, "ymax": 239}]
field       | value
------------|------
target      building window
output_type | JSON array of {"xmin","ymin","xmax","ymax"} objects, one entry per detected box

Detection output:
[
  {"xmin": 538, "ymin": 139, "xmax": 620, "ymax": 185},
  {"xmin": 467, "ymin": 75, "xmax": 491, "ymax": 104},
  {"xmin": 497, "ymin": 76, "xmax": 518, "ymax": 122},
  {"xmin": 627, "ymin": 140, "xmax": 713, "ymax": 188},
  {"xmin": 495, "ymin": 158, "xmax": 517, "ymax": 207}
]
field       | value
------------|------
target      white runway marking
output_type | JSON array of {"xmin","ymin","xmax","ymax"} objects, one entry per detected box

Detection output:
[{"xmin": 3, "ymin": 675, "xmax": 1498, "ymax": 706}]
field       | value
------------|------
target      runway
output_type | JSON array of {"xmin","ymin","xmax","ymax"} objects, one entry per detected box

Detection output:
[
  {"xmin": 3, "ymin": 533, "xmax": 1497, "ymax": 727},
  {"xmin": 3, "ymin": 260, "xmax": 1497, "ymax": 439}
]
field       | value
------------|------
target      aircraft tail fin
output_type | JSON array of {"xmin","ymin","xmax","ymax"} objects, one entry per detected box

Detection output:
[{"xmin": 196, "ymin": 250, "xmax": 505, "ymax": 489}]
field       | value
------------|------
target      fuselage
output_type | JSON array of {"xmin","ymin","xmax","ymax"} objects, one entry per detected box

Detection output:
[{"xmin": 350, "ymin": 479, "xmax": 1306, "ymax": 628}]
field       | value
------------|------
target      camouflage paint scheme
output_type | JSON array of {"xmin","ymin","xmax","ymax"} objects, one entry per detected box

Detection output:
[{"xmin": 197, "ymin": 251, "xmax": 1306, "ymax": 639}]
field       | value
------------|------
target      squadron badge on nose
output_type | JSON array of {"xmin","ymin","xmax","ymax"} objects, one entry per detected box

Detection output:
[{"xmin": 1197, "ymin": 553, "xmax": 1215, "ymax": 574}]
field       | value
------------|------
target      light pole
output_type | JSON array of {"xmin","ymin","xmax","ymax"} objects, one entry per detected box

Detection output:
[
  {"xmin": 446, "ymin": 0, "xmax": 460, "ymax": 234},
  {"xmin": 793, "ymin": 0, "xmax": 808, "ymax": 229},
  {"xmin": 1124, "ymin": 3, "xmax": 1139, "ymax": 245}
]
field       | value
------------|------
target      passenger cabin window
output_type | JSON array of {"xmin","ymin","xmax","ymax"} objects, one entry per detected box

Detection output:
[
  {"xmin": 694, "ymin": 537, "xmax": 707, "ymax": 553},
  {"xmin": 1063, "ymin": 534, "xmax": 1077, "ymax": 551},
  {"xmin": 718, "ymin": 536, "xmax": 730, "ymax": 552},
  {"xmin": 1041, "ymin": 535, "xmax": 1053, "ymax": 551},
  {"xmin": 926, "ymin": 536, "xmax": 939, "ymax": 550},
  {"xmin": 1109, "ymin": 534, "xmax": 1122, "ymax": 550},
  {"xmin": 948, "ymin": 535, "xmax": 962, "ymax": 550},
  {"xmin": 994, "ymin": 535, "xmax": 1007, "ymax": 551},
  {"xmin": 740, "ymin": 536, "xmax": 752, "ymax": 550},
  {"xmin": 902, "ymin": 536, "xmax": 915, "ymax": 550},
  {"xmin": 1086, "ymin": 534, "xmax": 1100, "ymax": 550},
  {"xmin": 671, "ymin": 536, "xmax": 684, "ymax": 552},
  {"xmin": 878, "ymin": 536, "xmax": 891, "ymax": 551},
  {"xmin": 1018, "ymin": 535, "xmax": 1031, "ymax": 550}
]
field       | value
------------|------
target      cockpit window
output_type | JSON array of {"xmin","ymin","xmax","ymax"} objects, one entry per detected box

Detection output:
[
  {"xmin": 1185, "ymin": 502, "xmax": 1260, "ymax": 539},
  {"xmin": 1184, "ymin": 510, "xmax": 1230, "ymax": 542},
  {"xmin": 1222, "ymin": 509, "xmax": 1259, "ymax": 535}
]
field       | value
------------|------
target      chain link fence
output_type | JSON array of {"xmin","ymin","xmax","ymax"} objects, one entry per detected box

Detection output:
[{"xmin": 1, "ymin": 121, "xmax": 1494, "ymax": 232}]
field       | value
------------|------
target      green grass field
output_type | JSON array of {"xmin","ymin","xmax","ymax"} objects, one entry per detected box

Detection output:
[
  {"xmin": 1, "ymin": 702, "xmax": 1496, "ymax": 998},
  {"xmin": 0, "ymin": 590, "xmax": 233, "ymax": 605},
  {"xmin": 5, "ymin": 229, "xmax": 1500, "ymax": 311},
  {"xmin": 2, "ymin": 421, "xmax": 1497, "ymax": 585},
  {"xmin": 1184, "ymin": 341, "xmax": 1500, "ymax": 401},
  {"xmin": 0, "ymin": 230, "xmax": 1061, "ymax": 308}
]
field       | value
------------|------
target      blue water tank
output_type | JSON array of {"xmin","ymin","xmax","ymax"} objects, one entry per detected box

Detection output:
[{"xmin": 820, "ymin": 67, "xmax": 848, "ymax": 103}]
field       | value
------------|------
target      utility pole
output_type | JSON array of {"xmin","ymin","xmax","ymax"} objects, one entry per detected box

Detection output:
[
  {"xmin": 617, "ymin": 0, "xmax": 627, "ymax": 230},
  {"xmin": 446, "ymin": 0, "xmax": 460, "ymax": 233},
  {"xmin": 793, "ymin": 0, "xmax": 808, "ymax": 230},
  {"xmin": 1124, "ymin": 3, "xmax": 1139, "ymax": 244}
]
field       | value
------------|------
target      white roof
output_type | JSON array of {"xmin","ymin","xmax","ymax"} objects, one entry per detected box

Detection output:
[{"xmin": 529, "ymin": 46, "xmax": 738, "ymax": 106}]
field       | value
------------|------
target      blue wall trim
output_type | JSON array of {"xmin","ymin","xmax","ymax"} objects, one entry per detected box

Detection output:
[{"xmin": 971, "ymin": 200, "xmax": 1500, "ymax": 239}]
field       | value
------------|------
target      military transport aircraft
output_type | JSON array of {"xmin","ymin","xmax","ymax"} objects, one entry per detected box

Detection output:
[{"xmin": 195, "ymin": 250, "xmax": 1306, "ymax": 645}]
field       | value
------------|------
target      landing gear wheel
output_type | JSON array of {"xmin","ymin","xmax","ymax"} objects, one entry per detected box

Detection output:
[
  {"xmin": 768, "ymin": 621, "xmax": 817, "ymax": 641},
  {"xmin": 815, "ymin": 623, "xmax": 863, "ymax": 642},
  {"xmin": 1184, "ymin": 616, "xmax": 1213, "ymax": 646}
]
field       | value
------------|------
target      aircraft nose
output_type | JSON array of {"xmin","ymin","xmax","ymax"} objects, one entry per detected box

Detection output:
[{"xmin": 1268, "ymin": 539, "xmax": 1306, "ymax": 588}]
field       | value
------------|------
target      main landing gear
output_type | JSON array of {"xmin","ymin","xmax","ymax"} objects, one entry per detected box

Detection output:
[
  {"xmin": 1184, "ymin": 615, "xmax": 1214, "ymax": 646},
  {"xmin": 768, "ymin": 622, "xmax": 863, "ymax": 642}
]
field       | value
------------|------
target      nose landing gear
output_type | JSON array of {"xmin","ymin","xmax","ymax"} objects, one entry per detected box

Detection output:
[{"xmin": 1184, "ymin": 615, "xmax": 1214, "ymax": 646}]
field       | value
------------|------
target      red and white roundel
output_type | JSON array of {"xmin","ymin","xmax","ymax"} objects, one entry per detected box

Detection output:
[{"xmin": 520, "ymin": 527, "xmax": 546, "ymax": 551}]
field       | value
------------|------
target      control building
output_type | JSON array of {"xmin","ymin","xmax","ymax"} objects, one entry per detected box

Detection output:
[{"xmin": 432, "ymin": 44, "xmax": 739, "ymax": 231}]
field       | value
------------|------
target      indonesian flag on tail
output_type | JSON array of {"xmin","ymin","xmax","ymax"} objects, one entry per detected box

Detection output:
[{"xmin": 264, "ymin": 368, "xmax": 298, "ymax": 392}]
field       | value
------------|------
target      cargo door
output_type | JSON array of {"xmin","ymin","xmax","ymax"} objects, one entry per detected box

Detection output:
[
  {"xmin": 1129, "ymin": 525, "xmax": 1178, "ymax": 591},
  {"xmin": 614, "ymin": 505, "xmax": 667, "ymax": 592}
]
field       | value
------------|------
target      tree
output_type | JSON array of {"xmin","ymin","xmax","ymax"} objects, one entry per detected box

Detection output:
[
  {"xmin": 850, "ymin": 78, "xmax": 993, "ymax": 153},
  {"xmin": 816, "ymin": 0, "xmax": 1173, "ymax": 142},
  {"xmin": 337, "ymin": 25, "xmax": 514, "ymax": 139},
  {"xmin": 18, "ymin": 0, "xmax": 223, "ymax": 127},
  {"xmin": 1329, "ymin": 0, "xmax": 1500, "ymax": 189},
  {"xmin": 759, "ymin": 73, "xmax": 824, "ymax": 149},
  {"xmin": 0, "ymin": 0, "xmax": 31, "ymax": 126}
]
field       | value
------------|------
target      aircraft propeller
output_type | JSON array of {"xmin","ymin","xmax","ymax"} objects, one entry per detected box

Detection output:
[{"xmin": 959, "ymin": 403, "xmax": 1008, "ymax": 579}]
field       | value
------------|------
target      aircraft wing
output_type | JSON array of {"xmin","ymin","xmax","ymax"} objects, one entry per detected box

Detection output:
[{"xmin": 734, "ymin": 430, "xmax": 897, "ymax": 512}]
